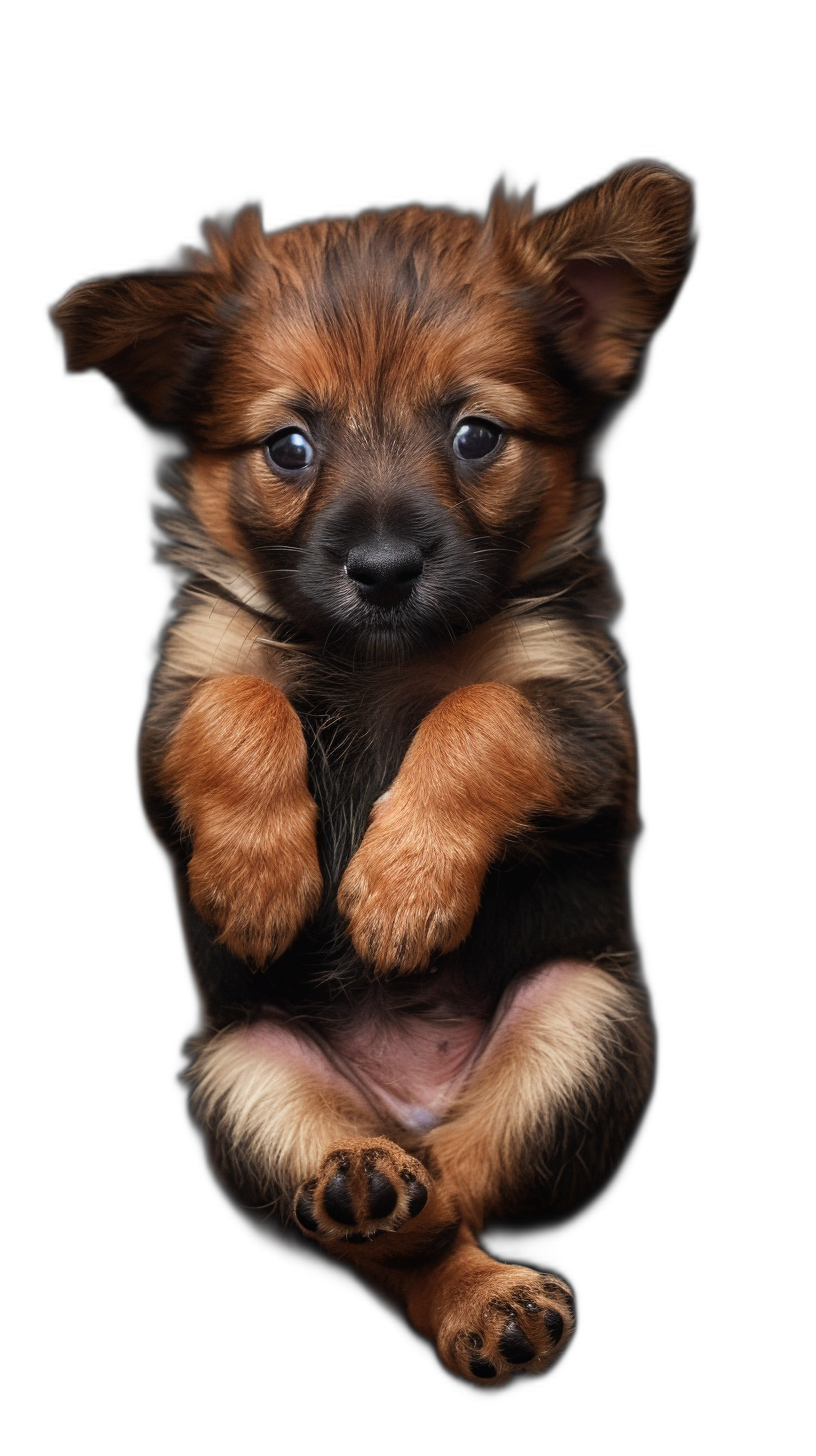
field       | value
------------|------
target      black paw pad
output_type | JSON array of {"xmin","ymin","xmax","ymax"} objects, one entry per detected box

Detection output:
[
  {"xmin": 543, "ymin": 1308, "xmax": 564, "ymax": 1345},
  {"xmin": 295, "ymin": 1181, "xmax": 319, "ymax": 1233},
  {"xmin": 322, "ymin": 1168, "xmax": 356, "ymax": 1225},
  {"xmin": 407, "ymin": 1181, "xmax": 428, "ymax": 1217},
  {"xmin": 498, "ymin": 1319, "xmax": 536, "ymax": 1364},
  {"xmin": 366, "ymin": 1167, "xmax": 398, "ymax": 1219},
  {"xmin": 469, "ymin": 1357, "xmax": 498, "ymax": 1379},
  {"xmin": 401, "ymin": 1171, "xmax": 428, "ymax": 1217}
]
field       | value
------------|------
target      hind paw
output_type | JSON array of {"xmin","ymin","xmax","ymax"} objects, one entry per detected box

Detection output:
[
  {"xmin": 293, "ymin": 1137, "xmax": 430, "ymax": 1243},
  {"xmin": 440, "ymin": 1264, "xmax": 575, "ymax": 1384}
]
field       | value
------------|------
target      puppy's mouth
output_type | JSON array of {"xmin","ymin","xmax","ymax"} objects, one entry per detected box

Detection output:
[
  {"xmin": 272, "ymin": 541, "xmax": 500, "ymax": 663},
  {"xmin": 327, "ymin": 556, "xmax": 482, "ymax": 661},
  {"xmin": 260, "ymin": 491, "xmax": 515, "ymax": 662}
]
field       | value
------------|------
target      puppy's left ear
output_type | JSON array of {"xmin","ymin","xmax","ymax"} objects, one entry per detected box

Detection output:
[{"xmin": 517, "ymin": 162, "xmax": 693, "ymax": 394}]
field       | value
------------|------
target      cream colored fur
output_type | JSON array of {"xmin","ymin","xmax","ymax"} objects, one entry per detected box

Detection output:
[
  {"xmin": 426, "ymin": 961, "xmax": 641, "ymax": 1223},
  {"xmin": 190, "ymin": 962, "xmax": 640, "ymax": 1225},
  {"xmin": 190, "ymin": 1024, "xmax": 377, "ymax": 1209}
]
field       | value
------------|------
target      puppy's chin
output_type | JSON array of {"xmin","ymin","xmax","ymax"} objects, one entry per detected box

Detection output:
[{"xmin": 284, "ymin": 576, "xmax": 495, "ymax": 665}]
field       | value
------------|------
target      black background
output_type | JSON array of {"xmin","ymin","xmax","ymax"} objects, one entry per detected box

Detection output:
[{"xmin": 39, "ymin": 96, "xmax": 725, "ymax": 1438}]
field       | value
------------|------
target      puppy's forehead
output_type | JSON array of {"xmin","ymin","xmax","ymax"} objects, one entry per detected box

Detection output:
[{"xmin": 219, "ymin": 209, "xmax": 543, "ymax": 439}]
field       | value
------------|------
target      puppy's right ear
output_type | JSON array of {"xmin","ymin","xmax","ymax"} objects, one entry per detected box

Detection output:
[
  {"xmin": 51, "ymin": 270, "xmax": 224, "ymax": 432},
  {"xmin": 51, "ymin": 205, "xmax": 265, "ymax": 435}
]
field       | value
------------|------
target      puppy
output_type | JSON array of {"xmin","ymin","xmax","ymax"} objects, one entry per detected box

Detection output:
[{"xmin": 53, "ymin": 162, "xmax": 692, "ymax": 1384}]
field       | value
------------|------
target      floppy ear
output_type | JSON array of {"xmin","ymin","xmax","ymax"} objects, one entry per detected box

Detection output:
[
  {"xmin": 50, "ymin": 205, "xmax": 265, "ymax": 432},
  {"xmin": 518, "ymin": 163, "xmax": 693, "ymax": 394}
]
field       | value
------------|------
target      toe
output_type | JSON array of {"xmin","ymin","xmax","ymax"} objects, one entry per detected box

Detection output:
[
  {"xmin": 366, "ymin": 1166, "xmax": 398, "ymax": 1219},
  {"xmin": 294, "ymin": 1179, "xmax": 320, "ymax": 1233},
  {"xmin": 498, "ymin": 1318, "xmax": 536, "ymax": 1365},
  {"xmin": 322, "ymin": 1165, "xmax": 357, "ymax": 1225}
]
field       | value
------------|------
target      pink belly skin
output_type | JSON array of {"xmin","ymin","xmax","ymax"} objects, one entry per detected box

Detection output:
[{"xmin": 246, "ymin": 962, "xmax": 581, "ymax": 1134}]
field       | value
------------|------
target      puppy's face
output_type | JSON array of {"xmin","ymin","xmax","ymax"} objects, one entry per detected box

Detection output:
[
  {"xmin": 53, "ymin": 166, "xmax": 692, "ymax": 661},
  {"xmin": 191, "ymin": 222, "xmax": 586, "ymax": 661}
]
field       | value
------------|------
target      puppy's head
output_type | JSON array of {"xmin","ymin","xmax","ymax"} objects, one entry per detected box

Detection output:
[{"xmin": 53, "ymin": 163, "xmax": 692, "ymax": 661}]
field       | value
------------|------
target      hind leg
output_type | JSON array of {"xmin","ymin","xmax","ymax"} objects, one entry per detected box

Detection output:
[
  {"xmin": 356, "ymin": 959, "xmax": 652, "ymax": 1383},
  {"xmin": 190, "ymin": 1018, "xmax": 370, "ymax": 1212},
  {"xmin": 396, "ymin": 1226, "xmax": 576, "ymax": 1382},
  {"xmin": 189, "ymin": 961, "xmax": 651, "ymax": 1384},
  {"xmin": 189, "ymin": 1019, "xmax": 459, "ymax": 1252},
  {"xmin": 426, "ymin": 957, "xmax": 654, "ymax": 1228}
]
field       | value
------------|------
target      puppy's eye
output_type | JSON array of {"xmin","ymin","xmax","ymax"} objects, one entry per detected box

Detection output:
[
  {"xmin": 263, "ymin": 428, "xmax": 315, "ymax": 474},
  {"xmin": 452, "ymin": 417, "xmax": 503, "ymax": 461}
]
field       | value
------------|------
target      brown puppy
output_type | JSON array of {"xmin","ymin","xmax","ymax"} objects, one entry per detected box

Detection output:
[{"xmin": 53, "ymin": 163, "xmax": 692, "ymax": 1384}]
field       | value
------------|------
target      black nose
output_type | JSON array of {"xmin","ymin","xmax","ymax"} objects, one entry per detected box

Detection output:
[{"xmin": 345, "ymin": 541, "xmax": 424, "ymax": 606}]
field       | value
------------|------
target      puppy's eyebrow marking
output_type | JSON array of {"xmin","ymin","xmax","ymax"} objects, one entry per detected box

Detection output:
[
  {"xmin": 445, "ymin": 380, "xmax": 540, "ymax": 429},
  {"xmin": 243, "ymin": 389, "xmax": 323, "ymax": 439}
]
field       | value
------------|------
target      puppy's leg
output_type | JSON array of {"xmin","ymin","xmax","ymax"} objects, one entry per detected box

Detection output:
[
  {"xmin": 190, "ymin": 1019, "xmax": 378, "ymax": 1212},
  {"xmin": 343, "ymin": 961, "xmax": 650, "ymax": 1383},
  {"xmin": 338, "ymin": 682, "xmax": 564, "ymax": 974},
  {"xmin": 191, "ymin": 1022, "xmax": 458, "ymax": 1254},
  {"xmin": 426, "ymin": 959, "xmax": 654, "ymax": 1227},
  {"xmin": 162, "ymin": 675, "xmax": 322, "ymax": 965},
  {"xmin": 389, "ymin": 1227, "xmax": 576, "ymax": 1384}
]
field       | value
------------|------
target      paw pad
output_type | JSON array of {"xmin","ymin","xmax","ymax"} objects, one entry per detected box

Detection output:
[
  {"xmin": 445, "ymin": 1269, "xmax": 576, "ymax": 1384},
  {"xmin": 294, "ymin": 1138, "xmax": 431, "ymax": 1243}
]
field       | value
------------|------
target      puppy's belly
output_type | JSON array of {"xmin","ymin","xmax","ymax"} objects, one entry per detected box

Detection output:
[
  {"xmin": 322, "ymin": 1012, "xmax": 487, "ymax": 1131},
  {"xmin": 253, "ymin": 962, "xmax": 574, "ymax": 1133}
]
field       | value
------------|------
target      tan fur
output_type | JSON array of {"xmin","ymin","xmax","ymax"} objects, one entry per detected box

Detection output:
[
  {"xmin": 191, "ymin": 1023, "xmax": 377, "ymax": 1206},
  {"xmin": 164, "ymin": 595, "xmax": 285, "ymax": 686},
  {"xmin": 457, "ymin": 608, "xmax": 617, "ymax": 692},
  {"xmin": 427, "ymin": 961, "xmax": 645, "ymax": 1224},
  {"xmin": 162, "ymin": 675, "xmax": 322, "ymax": 963},
  {"xmin": 146, "ymin": 588, "xmax": 311, "ymax": 719}
]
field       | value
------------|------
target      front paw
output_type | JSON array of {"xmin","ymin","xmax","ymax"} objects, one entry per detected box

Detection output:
[
  {"xmin": 337, "ymin": 805, "xmax": 483, "ymax": 975},
  {"xmin": 188, "ymin": 795, "xmax": 322, "ymax": 966}
]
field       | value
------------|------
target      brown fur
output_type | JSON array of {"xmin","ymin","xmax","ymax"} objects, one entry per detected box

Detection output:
[
  {"xmin": 338, "ymin": 682, "xmax": 574, "ymax": 974},
  {"xmin": 52, "ymin": 161, "xmax": 692, "ymax": 1384},
  {"xmin": 162, "ymin": 675, "xmax": 322, "ymax": 964},
  {"xmin": 395, "ymin": 1228, "xmax": 576, "ymax": 1382}
]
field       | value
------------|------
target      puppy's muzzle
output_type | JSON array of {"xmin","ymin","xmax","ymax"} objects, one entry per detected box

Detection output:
[{"xmin": 345, "ymin": 540, "xmax": 424, "ymax": 608}]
